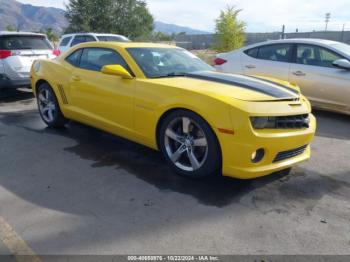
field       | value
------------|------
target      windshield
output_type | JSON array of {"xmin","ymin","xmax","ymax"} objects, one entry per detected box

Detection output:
[
  {"xmin": 97, "ymin": 35, "xmax": 131, "ymax": 42},
  {"xmin": 127, "ymin": 47, "xmax": 213, "ymax": 78},
  {"xmin": 0, "ymin": 35, "xmax": 52, "ymax": 50},
  {"xmin": 330, "ymin": 42, "xmax": 350, "ymax": 57}
]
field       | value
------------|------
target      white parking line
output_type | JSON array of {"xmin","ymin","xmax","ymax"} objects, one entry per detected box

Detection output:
[{"xmin": 0, "ymin": 216, "xmax": 41, "ymax": 262}]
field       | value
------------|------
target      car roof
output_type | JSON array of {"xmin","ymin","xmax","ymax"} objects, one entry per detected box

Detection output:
[
  {"xmin": 0, "ymin": 31, "xmax": 46, "ymax": 37},
  {"xmin": 247, "ymin": 38, "xmax": 344, "ymax": 48},
  {"xmin": 73, "ymin": 41, "xmax": 180, "ymax": 49},
  {"xmin": 268, "ymin": 38, "xmax": 341, "ymax": 45},
  {"xmin": 61, "ymin": 33, "xmax": 127, "ymax": 37}
]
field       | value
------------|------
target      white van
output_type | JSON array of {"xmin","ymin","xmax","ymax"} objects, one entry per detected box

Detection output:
[{"xmin": 58, "ymin": 33, "xmax": 131, "ymax": 54}]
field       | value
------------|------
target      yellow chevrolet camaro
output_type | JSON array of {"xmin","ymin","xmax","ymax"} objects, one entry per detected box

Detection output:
[{"xmin": 31, "ymin": 42, "xmax": 316, "ymax": 179}]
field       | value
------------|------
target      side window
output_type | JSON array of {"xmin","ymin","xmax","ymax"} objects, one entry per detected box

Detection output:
[
  {"xmin": 59, "ymin": 37, "xmax": 72, "ymax": 47},
  {"xmin": 96, "ymin": 35, "xmax": 130, "ymax": 42},
  {"xmin": 319, "ymin": 47, "xmax": 342, "ymax": 67},
  {"xmin": 71, "ymin": 36, "xmax": 86, "ymax": 47},
  {"xmin": 257, "ymin": 44, "xmax": 293, "ymax": 62},
  {"xmin": 65, "ymin": 49, "xmax": 83, "ymax": 67},
  {"xmin": 296, "ymin": 44, "xmax": 342, "ymax": 68},
  {"xmin": 244, "ymin": 47, "xmax": 258, "ymax": 58},
  {"xmin": 296, "ymin": 45, "xmax": 317, "ymax": 66},
  {"xmin": 84, "ymin": 35, "xmax": 96, "ymax": 42},
  {"xmin": 71, "ymin": 35, "xmax": 96, "ymax": 47},
  {"xmin": 79, "ymin": 48, "xmax": 130, "ymax": 72}
]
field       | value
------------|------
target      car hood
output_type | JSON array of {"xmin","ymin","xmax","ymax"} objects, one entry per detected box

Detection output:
[{"xmin": 149, "ymin": 71, "xmax": 300, "ymax": 102}]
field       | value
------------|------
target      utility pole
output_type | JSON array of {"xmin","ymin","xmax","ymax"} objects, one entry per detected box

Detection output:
[
  {"xmin": 325, "ymin": 13, "xmax": 331, "ymax": 31},
  {"xmin": 341, "ymin": 24, "xmax": 345, "ymax": 42},
  {"xmin": 281, "ymin": 24, "xmax": 285, "ymax": 39}
]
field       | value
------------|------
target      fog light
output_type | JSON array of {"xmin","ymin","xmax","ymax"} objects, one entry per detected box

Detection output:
[{"xmin": 251, "ymin": 148, "xmax": 265, "ymax": 163}]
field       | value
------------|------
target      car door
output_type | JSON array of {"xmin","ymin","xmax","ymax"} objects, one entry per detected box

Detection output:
[
  {"xmin": 68, "ymin": 47, "xmax": 135, "ymax": 134},
  {"xmin": 289, "ymin": 44, "xmax": 350, "ymax": 110},
  {"xmin": 242, "ymin": 43, "xmax": 293, "ymax": 80}
]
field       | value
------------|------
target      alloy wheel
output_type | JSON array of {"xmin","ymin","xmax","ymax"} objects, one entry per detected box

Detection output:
[
  {"xmin": 38, "ymin": 88, "xmax": 56, "ymax": 123},
  {"xmin": 164, "ymin": 117, "xmax": 208, "ymax": 172}
]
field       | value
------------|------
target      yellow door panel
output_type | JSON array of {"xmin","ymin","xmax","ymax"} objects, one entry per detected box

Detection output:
[{"xmin": 69, "ymin": 67, "xmax": 134, "ymax": 134}]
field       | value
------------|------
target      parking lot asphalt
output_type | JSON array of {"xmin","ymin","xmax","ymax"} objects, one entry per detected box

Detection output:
[{"xmin": 0, "ymin": 88, "xmax": 349, "ymax": 255}]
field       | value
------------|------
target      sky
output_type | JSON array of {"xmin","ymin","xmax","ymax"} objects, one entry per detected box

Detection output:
[{"xmin": 17, "ymin": 0, "xmax": 350, "ymax": 33}]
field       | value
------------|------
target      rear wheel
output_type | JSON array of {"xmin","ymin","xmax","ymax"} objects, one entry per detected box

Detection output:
[
  {"xmin": 37, "ymin": 83, "xmax": 68, "ymax": 128},
  {"xmin": 158, "ymin": 110, "xmax": 221, "ymax": 178}
]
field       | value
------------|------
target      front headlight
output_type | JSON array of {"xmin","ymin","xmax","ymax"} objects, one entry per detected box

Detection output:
[{"xmin": 250, "ymin": 117, "xmax": 276, "ymax": 129}]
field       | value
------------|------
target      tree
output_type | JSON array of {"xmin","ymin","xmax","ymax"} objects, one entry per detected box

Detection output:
[
  {"xmin": 151, "ymin": 31, "xmax": 173, "ymax": 41},
  {"xmin": 6, "ymin": 25, "xmax": 16, "ymax": 32},
  {"xmin": 45, "ymin": 28, "xmax": 59, "ymax": 43},
  {"xmin": 65, "ymin": 0, "xmax": 154, "ymax": 39},
  {"xmin": 213, "ymin": 6, "xmax": 246, "ymax": 52}
]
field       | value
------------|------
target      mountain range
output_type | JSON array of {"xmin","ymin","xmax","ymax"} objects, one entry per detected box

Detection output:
[
  {"xmin": 154, "ymin": 21, "xmax": 209, "ymax": 35},
  {"xmin": 0, "ymin": 0, "xmax": 209, "ymax": 35}
]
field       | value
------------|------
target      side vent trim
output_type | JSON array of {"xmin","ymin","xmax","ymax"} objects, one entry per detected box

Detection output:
[{"xmin": 57, "ymin": 84, "xmax": 68, "ymax": 104}]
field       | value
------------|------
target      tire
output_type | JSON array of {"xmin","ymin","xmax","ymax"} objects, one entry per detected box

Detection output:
[
  {"xmin": 158, "ymin": 109, "xmax": 221, "ymax": 178},
  {"xmin": 37, "ymin": 82, "xmax": 68, "ymax": 128}
]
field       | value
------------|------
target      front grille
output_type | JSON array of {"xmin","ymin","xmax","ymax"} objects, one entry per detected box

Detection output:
[
  {"xmin": 275, "ymin": 114, "xmax": 310, "ymax": 129},
  {"xmin": 273, "ymin": 145, "xmax": 308, "ymax": 163}
]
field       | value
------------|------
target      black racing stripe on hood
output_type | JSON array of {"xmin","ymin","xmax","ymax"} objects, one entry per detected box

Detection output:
[
  {"xmin": 186, "ymin": 71, "xmax": 298, "ymax": 99},
  {"xmin": 248, "ymin": 76, "xmax": 299, "ymax": 95}
]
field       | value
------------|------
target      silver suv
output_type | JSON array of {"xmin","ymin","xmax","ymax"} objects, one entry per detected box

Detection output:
[{"xmin": 0, "ymin": 32, "xmax": 57, "ymax": 89}]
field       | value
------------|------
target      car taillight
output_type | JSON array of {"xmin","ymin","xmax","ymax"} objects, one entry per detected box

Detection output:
[
  {"xmin": 52, "ymin": 49, "xmax": 61, "ymax": 56},
  {"xmin": 0, "ymin": 50, "xmax": 12, "ymax": 59},
  {"xmin": 214, "ymin": 58, "xmax": 227, "ymax": 65}
]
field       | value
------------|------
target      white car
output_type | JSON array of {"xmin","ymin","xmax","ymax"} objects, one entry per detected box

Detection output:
[
  {"xmin": 214, "ymin": 39, "xmax": 350, "ymax": 115},
  {"xmin": 57, "ymin": 33, "xmax": 131, "ymax": 54},
  {"xmin": 0, "ymin": 31, "xmax": 57, "ymax": 89}
]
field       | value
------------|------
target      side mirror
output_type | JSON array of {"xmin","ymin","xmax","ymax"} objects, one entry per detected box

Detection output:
[
  {"xmin": 101, "ymin": 65, "xmax": 133, "ymax": 79},
  {"xmin": 332, "ymin": 59, "xmax": 350, "ymax": 70}
]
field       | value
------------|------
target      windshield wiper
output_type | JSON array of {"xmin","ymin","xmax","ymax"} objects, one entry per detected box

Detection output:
[
  {"xmin": 152, "ymin": 72, "xmax": 187, "ymax": 78},
  {"xmin": 166, "ymin": 72, "xmax": 187, "ymax": 77}
]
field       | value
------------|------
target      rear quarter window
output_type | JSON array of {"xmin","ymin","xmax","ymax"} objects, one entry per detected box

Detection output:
[
  {"xmin": 244, "ymin": 47, "xmax": 258, "ymax": 58},
  {"xmin": 59, "ymin": 37, "xmax": 72, "ymax": 47},
  {"xmin": 0, "ymin": 35, "xmax": 52, "ymax": 50}
]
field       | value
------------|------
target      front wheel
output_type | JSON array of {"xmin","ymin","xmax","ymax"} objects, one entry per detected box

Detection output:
[
  {"xmin": 158, "ymin": 110, "xmax": 221, "ymax": 178},
  {"xmin": 37, "ymin": 83, "xmax": 68, "ymax": 128}
]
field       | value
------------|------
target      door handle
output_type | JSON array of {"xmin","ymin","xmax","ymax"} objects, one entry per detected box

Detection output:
[
  {"xmin": 293, "ymin": 71, "xmax": 306, "ymax": 76},
  {"xmin": 72, "ymin": 75, "xmax": 81, "ymax": 81},
  {"xmin": 245, "ymin": 64, "xmax": 256, "ymax": 69}
]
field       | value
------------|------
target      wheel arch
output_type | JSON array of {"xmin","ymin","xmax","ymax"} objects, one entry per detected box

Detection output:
[
  {"xmin": 155, "ymin": 107, "xmax": 223, "ymax": 167},
  {"xmin": 35, "ymin": 79, "xmax": 50, "ymax": 95},
  {"xmin": 35, "ymin": 79, "xmax": 68, "ymax": 107}
]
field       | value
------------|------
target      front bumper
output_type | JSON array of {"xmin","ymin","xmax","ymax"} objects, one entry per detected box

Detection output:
[{"xmin": 219, "ymin": 114, "xmax": 316, "ymax": 179}]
